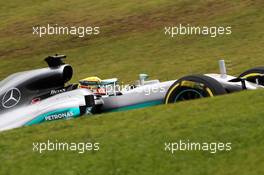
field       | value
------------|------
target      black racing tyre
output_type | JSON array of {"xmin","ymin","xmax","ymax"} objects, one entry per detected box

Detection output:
[
  {"xmin": 239, "ymin": 67, "xmax": 264, "ymax": 86},
  {"xmin": 164, "ymin": 75, "xmax": 226, "ymax": 104}
]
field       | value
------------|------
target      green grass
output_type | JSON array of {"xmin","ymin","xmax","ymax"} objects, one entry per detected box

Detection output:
[
  {"xmin": 1, "ymin": 90, "xmax": 264, "ymax": 175},
  {"xmin": 0, "ymin": 0, "xmax": 264, "ymax": 174},
  {"xmin": 0, "ymin": 0, "xmax": 263, "ymax": 81}
]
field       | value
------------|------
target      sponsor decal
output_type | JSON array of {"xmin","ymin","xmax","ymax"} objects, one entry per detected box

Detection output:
[
  {"xmin": 24, "ymin": 108, "xmax": 81, "ymax": 126},
  {"xmin": 50, "ymin": 89, "xmax": 66, "ymax": 95},
  {"xmin": 45, "ymin": 111, "xmax": 74, "ymax": 121},
  {"xmin": 2, "ymin": 88, "xmax": 21, "ymax": 108}
]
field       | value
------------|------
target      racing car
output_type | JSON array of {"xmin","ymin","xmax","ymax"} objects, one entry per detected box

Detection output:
[{"xmin": 0, "ymin": 54, "xmax": 263, "ymax": 131}]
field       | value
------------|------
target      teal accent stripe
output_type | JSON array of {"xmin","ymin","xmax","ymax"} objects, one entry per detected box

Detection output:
[
  {"xmin": 105, "ymin": 100, "xmax": 162, "ymax": 112},
  {"xmin": 25, "ymin": 108, "xmax": 80, "ymax": 126}
]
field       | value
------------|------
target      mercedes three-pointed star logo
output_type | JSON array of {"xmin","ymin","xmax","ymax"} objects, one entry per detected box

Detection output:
[{"xmin": 2, "ymin": 88, "xmax": 21, "ymax": 109}]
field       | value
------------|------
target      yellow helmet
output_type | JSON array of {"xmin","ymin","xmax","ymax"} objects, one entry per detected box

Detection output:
[
  {"xmin": 80, "ymin": 76, "xmax": 102, "ymax": 83},
  {"xmin": 79, "ymin": 76, "xmax": 102, "ymax": 89}
]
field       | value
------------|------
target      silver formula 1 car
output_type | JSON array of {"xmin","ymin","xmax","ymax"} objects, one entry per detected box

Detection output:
[{"xmin": 0, "ymin": 55, "xmax": 263, "ymax": 131}]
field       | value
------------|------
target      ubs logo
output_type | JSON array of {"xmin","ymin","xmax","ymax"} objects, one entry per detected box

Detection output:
[{"xmin": 2, "ymin": 88, "xmax": 21, "ymax": 109}]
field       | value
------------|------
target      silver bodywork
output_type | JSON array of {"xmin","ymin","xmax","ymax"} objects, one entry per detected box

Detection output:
[
  {"xmin": 0, "ymin": 67, "xmax": 59, "ymax": 91},
  {"xmin": 206, "ymin": 74, "xmax": 262, "ymax": 90},
  {"xmin": 0, "ymin": 89, "xmax": 92, "ymax": 131},
  {"xmin": 101, "ymin": 80, "xmax": 175, "ymax": 111}
]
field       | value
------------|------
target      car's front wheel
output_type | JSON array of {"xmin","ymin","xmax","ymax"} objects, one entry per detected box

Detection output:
[{"xmin": 164, "ymin": 75, "xmax": 226, "ymax": 104}]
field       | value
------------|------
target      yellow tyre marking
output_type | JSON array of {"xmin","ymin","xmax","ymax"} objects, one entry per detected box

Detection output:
[
  {"xmin": 165, "ymin": 83, "xmax": 180, "ymax": 104},
  {"xmin": 166, "ymin": 82, "xmax": 214, "ymax": 104},
  {"xmin": 205, "ymin": 88, "xmax": 214, "ymax": 97},
  {"xmin": 241, "ymin": 73, "xmax": 263, "ymax": 79}
]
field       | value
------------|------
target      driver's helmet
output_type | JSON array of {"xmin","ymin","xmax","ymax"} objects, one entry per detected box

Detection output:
[{"xmin": 79, "ymin": 76, "xmax": 106, "ymax": 95}]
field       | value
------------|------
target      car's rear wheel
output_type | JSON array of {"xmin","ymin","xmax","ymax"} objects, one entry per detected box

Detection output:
[
  {"xmin": 164, "ymin": 75, "xmax": 226, "ymax": 104},
  {"xmin": 239, "ymin": 67, "xmax": 264, "ymax": 86}
]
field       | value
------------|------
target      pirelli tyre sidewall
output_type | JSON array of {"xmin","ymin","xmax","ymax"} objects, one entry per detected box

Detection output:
[
  {"xmin": 239, "ymin": 67, "xmax": 264, "ymax": 85},
  {"xmin": 164, "ymin": 75, "xmax": 226, "ymax": 104}
]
